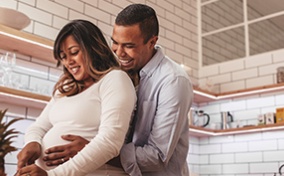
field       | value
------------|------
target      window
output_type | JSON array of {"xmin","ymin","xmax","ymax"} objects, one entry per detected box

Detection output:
[{"xmin": 200, "ymin": 0, "xmax": 284, "ymax": 66}]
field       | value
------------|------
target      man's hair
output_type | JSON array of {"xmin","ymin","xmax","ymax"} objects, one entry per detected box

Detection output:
[{"xmin": 115, "ymin": 4, "xmax": 159, "ymax": 44}]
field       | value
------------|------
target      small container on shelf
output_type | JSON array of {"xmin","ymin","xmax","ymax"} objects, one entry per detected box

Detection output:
[
  {"xmin": 258, "ymin": 114, "xmax": 265, "ymax": 125},
  {"xmin": 277, "ymin": 67, "xmax": 284, "ymax": 83},
  {"xmin": 276, "ymin": 107, "xmax": 284, "ymax": 124},
  {"xmin": 265, "ymin": 112, "xmax": 275, "ymax": 124}
]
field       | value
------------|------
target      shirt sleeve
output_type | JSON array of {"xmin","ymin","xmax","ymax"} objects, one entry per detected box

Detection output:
[
  {"xmin": 47, "ymin": 70, "xmax": 137, "ymax": 176},
  {"xmin": 120, "ymin": 75, "xmax": 193, "ymax": 174}
]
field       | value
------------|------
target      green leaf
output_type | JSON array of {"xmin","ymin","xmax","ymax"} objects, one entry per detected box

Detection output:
[{"xmin": 0, "ymin": 109, "xmax": 22, "ymax": 159}]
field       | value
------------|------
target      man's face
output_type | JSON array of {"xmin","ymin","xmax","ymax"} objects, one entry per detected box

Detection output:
[{"xmin": 111, "ymin": 24, "xmax": 156, "ymax": 72}]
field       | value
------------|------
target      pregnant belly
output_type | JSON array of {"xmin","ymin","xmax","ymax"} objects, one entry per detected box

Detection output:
[{"xmin": 37, "ymin": 125, "xmax": 97, "ymax": 170}]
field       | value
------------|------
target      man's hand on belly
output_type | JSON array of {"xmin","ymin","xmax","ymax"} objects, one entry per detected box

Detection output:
[{"xmin": 43, "ymin": 134, "xmax": 89, "ymax": 166}]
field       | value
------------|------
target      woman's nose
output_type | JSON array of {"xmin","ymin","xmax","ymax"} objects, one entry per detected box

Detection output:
[{"xmin": 62, "ymin": 56, "xmax": 74, "ymax": 66}]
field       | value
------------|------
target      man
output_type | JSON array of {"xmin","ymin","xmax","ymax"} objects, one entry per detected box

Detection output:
[{"xmin": 41, "ymin": 4, "xmax": 193, "ymax": 175}]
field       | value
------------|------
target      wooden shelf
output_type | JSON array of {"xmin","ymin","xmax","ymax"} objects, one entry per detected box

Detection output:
[
  {"xmin": 1, "ymin": 18, "xmax": 284, "ymax": 142},
  {"xmin": 193, "ymin": 83, "xmax": 284, "ymax": 103},
  {"xmin": 193, "ymin": 86, "xmax": 217, "ymax": 103},
  {"xmin": 0, "ymin": 78, "xmax": 282, "ymax": 109},
  {"xmin": 189, "ymin": 123, "xmax": 284, "ymax": 137},
  {"xmin": 0, "ymin": 86, "xmax": 50, "ymax": 109},
  {"xmin": 1, "ymin": 86, "xmax": 283, "ymax": 134},
  {"xmin": 1, "ymin": 24, "xmax": 284, "ymax": 105},
  {"xmin": 0, "ymin": 24, "xmax": 55, "ymax": 63}
]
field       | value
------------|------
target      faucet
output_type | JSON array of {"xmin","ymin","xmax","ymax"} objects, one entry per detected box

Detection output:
[{"xmin": 279, "ymin": 163, "xmax": 284, "ymax": 175}]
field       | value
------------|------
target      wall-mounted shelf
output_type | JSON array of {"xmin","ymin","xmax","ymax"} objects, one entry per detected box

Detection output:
[
  {"xmin": 0, "ymin": 86, "xmax": 50, "ymax": 109},
  {"xmin": 0, "ymin": 24, "xmax": 55, "ymax": 63},
  {"xmin": 1, "ymin": 24, "xmax": 284, "ymax": 106},
  {"xmin": 193, "ymin": 83, "xmax": 284, "ymax": 103},
  {"xmin": 0, "ymin": 77, "xmax": 282, "ymax": 108},
  {"xmin": 189, "ymin": 123, "xmax": 284, "ymax": 137}
]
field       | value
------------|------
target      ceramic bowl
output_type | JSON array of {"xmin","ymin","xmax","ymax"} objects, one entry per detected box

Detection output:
[{"xmin": 0, "ymin": 7, "xmax": 30, "ymax": 30}]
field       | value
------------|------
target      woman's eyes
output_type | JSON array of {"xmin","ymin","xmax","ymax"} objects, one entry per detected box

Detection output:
[
  {"xmin": 59, "ymin": 50, "xmax": 79, "ymax": 60},
  {"xmin": 70, "ymin": 50, "xmax": 79, "ymax": 55}
]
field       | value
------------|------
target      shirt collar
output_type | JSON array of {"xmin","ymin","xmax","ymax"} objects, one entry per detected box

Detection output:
[{"xmin": 140, "ymin": 45, "xmax": 164, "ymax": 78}]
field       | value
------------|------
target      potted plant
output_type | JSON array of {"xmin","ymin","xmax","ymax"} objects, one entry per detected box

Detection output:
[{"xmin": 0, "ymin": 109, "xmax": 21, "ymax": 176}]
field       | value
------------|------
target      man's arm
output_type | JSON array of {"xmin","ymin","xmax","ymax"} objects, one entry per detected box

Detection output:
[
  {"xmin": 120, "ymin": 76, "xmax": 193, "ymax": 173},
  {"xmin": 107, "ymin": 156, "xmax": 123, "ymax": 168}
]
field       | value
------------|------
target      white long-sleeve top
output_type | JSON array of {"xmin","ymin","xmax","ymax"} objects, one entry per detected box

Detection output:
[{"xmin": 25, "ymin": 70, "xmax": 137, "ymax": 176}]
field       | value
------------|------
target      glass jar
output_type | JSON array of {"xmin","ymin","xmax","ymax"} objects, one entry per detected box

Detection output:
[{"xmin": 277, "ymin": 67, "xmax": 284, "ymax": 83}]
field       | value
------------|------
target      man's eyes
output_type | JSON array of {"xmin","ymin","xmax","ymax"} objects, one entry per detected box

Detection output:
[
  {"xmin": 112, "ymin": 40, "xmax": 118, "ymax": 45},
  {"xmin": 125, "ymin": 44, "xmax": 135, "ymax": 48}
]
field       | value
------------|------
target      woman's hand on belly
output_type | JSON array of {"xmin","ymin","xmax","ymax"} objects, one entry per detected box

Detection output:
[{"xmin": 43, "ymin": 134, "xmax": 89, "ymax": 166}]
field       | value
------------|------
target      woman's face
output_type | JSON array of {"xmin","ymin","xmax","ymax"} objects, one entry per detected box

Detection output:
[{"xmin": 59, "ymin": 35, "xmax": 92, "ymax": 86}]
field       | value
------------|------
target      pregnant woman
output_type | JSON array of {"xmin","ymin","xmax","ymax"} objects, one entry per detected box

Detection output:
[{"xmin": 16, "ymin": 19, "xmax": 136, "ymax": 176}]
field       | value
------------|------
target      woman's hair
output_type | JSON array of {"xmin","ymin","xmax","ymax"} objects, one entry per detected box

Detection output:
[
  {"xmin": 53, "ymin": 19, "xmax": 119, "ymax": 96},
  {"xmin": 115, "ymin": 4, "xmax": 159, "ymax": 44}
]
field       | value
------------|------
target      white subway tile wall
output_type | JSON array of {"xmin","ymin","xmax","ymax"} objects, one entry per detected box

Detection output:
[
  {"xmin": 37, "ymin": 0, "xmax": 69, "ymax": 19},
  {"xmin": 189, "ymin": 120, "xmax": 284, "ymax": 175},
  {"xmin": 232, "ymin": 68, "xmax": 258, "ymax": 81},
  {"xmin": 245, "ymin": 53, "xmax": 273, "ymax": 68},
  {"xmin": 1, "ymin": 0, "xmax": 284, "ymax": 176},
  {"xmin": 199, "ymin": 48, "xmax": 284, "ymax": 93},
  {"xmin": 0, "ymin": 0, "xmax": 198, "ymax": 175},
  {"xmin": 189, "ymin": 90, "xmax": 284, "ymax": 175},
  {"xmin": 19, "ymin": 3, "xmax": 53, "ymax": 26},
  {"xmin": 219, "ymin": 59, "xmax": 245, "ymax": 74},
  {"xmin": 34, "ymin": 22, "xmax": 59, "ymax": 40}
]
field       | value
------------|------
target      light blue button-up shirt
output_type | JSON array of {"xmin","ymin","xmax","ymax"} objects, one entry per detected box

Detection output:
[{"xmin": 120, "ymin": 46, "xmax": 193, "ymax": 176}]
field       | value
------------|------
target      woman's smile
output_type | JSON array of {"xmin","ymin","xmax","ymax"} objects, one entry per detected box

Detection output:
[{"xmin": 69, "ymin": 66, "xmax": 80, "ymax": 75}]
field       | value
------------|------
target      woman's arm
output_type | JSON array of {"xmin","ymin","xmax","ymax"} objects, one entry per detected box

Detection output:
[{"xmin": 47, "ymin": 70, "xmax": 136, "ymax": 175}]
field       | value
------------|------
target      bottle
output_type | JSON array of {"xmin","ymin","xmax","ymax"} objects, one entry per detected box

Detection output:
[{"xmin": 277, "ymin": 67, "xmax": 284, "ymax": 83}]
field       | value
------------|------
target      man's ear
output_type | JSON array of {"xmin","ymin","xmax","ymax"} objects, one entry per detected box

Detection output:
[{"xmin": 149, "ymin": 36, "xmax": 158, "ymax": 47}]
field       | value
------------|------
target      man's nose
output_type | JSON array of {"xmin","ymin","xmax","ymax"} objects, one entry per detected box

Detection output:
[{"xmin": 115, "ymin": 45, "xmax": 126, "ymax": 57}]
